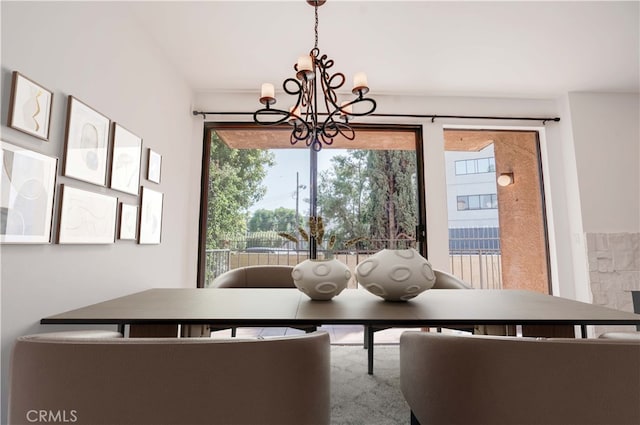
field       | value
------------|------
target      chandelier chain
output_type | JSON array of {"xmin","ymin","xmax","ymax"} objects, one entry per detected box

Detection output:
[{"xmin": 314, "ymin": 3, "xmax": 319, "ymax": 50}]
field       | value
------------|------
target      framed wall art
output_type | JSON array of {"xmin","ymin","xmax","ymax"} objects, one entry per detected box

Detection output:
[
  {"xmin": 110, "ymin": 123, "xmax": 142, "ymax": 195},
  {"xmin": 118, "ymin": 202, "xmax": 138, "ymax": 241},
  {"xmin": 7, "ymin": 71, "xmax": 53, "ymax": 141},
  {"xmin": 63, "ymin": 96, "xmax": 110, "ymax": 186},
  {"xmin": 139, "ymin": 186, "xmax": 163, "ymax": 244},
  {"xmin": 57, "ymin": 185, "xmax": 117, "ymax": 244},
  {"xmin": 0, "ymin": 141, "xmax": 58, "ymax": 244},
  {"xmin": 147, "ymin": 149, "xmax": 162, "ymax": 184}
]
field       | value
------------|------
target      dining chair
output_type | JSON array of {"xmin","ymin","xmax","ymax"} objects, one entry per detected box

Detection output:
[
  {"xmin": 399, "ymin": 332, "xmax": 640, "ymax": 425},
  {"xmin": 598, "ymin": 290, "xmax": 640, "ymax": 339},
  {"xmin": 210, "ymin": 265, "xmax": 317, "ymax": 336},
  {"xmin": 9, "ymin": 330, "xmax": 331, "ymax": 425}
]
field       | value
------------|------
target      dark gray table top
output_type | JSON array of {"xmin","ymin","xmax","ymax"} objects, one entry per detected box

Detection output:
[{"xmin": 41, "ymin": 288, "xmax": 640, "ymax": 327}]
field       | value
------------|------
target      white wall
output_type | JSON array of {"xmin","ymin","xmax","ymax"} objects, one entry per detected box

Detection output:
[
  {"xmin": 0, "ymin": 2, "xmax": 202, "ymax": 421},
  {"xmin": 545, "ymin": 92, "xmax": 640, "ymax": 303},
  {"xmin": 566, "ymin": 92, "xmax": 640, "ymax": 329},
  {"xmin": 568, "ymin": 92, "xmax": 640, "ymax": 234}
]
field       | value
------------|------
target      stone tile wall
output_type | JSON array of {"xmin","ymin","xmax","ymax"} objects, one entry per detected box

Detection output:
[{"xmin": 586, "ymin": 232, "xmax": 640, "ymax": 335}]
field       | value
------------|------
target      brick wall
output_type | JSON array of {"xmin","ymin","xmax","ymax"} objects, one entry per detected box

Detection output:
[{"xmin": 587, "ymin": 232, "xmax": 640, "ymax": 335}]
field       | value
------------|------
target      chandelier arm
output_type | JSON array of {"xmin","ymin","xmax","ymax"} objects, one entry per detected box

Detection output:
[
  {"xmin": 291, "ymin": 120, "xmax": 313, "ymax": 142},
  {"xmin": 340, "ymin": 97, "xmax": 377, "ymax": 117},
  {"xmin": 310, "ymin": 137, "xmax": 323, "ymax": 152},
  {"xmin": 333, "ymin": 121, "xmax": 355, "ymax": 140},
  {"xmin": 321, "ymin": 114, "xmax": 355, "ymax": 141},
  {"xmin": 319, "ymin": 109, "xmax": 341, "ymax": 137},
  {"xmin": 316, "ymin": 55, "xmax": 343, "ymax": 110},
  {"xmin": 283, "ymin": 77, "xmax": 304, "ymax": 96},
  {"xmin": 253, "ymin": 107, "xmax": 294, "ymax": 126},
  {"xmin": 319, "ymin": 132, "xmax": 334, "ymax": 147}
]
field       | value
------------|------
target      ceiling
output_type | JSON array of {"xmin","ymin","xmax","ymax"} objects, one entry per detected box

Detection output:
[{"xmin": 126, "ymin": 1, "xmax": 639, "ymax": 99}]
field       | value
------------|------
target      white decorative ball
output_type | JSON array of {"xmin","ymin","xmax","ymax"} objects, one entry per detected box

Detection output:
[
  {"xmin": 292, "ymin": 258, "xmax": 351, "ymax": 300},
  {"xmin": 355, "ymin": 248, "xmax": 436, "ymax": 301}
]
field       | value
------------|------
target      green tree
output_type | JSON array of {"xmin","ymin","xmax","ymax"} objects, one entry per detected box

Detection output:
[
  {"xmin": 248, "ymin": 207, "xmax": 299, "ymax": 232},
  {"xmin": 317, "ymin": 150, "xmax": 370, "ymax": 247},
  {"xmin": 207, "ymin": 132, "xmax": 274, "ymax": 248},
  {"xmin": 365, "ymin": 150, "xmax": 417, "ymax": 247},
  {"xmin": 318, "ymin": 149, "xmax": 417, "ymax": 250}
]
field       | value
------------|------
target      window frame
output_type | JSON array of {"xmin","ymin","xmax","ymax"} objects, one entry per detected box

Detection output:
[{"xmin": 197, "ymin": 122, "xmax": 427, "ymax": 288}]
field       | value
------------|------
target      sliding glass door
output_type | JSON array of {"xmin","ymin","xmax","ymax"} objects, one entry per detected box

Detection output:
[{"xmin": 197, "ymin": 123, "xmax": 425, "ymax": 288}]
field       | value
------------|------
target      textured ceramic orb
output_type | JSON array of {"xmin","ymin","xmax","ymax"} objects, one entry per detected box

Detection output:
[
  {"xmin": 292, "ymin": 259, "xmax": 351, "ymax": 300},
  {"xmin": 355, "ymin": 248, "xmax": 436, "ymax": 301}
]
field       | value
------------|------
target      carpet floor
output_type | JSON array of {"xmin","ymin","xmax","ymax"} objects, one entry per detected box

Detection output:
[{"xmin": 330, "ymin": 344, "xmax": 409, "ymax": 425}]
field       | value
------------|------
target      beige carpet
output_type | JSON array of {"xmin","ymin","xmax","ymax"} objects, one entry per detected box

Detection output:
[
  {"xmin": 330, "ymin": 344, "xmax": 409, "ymax": 425},
  {"xmin": 212, "ymin": 326, "xmax": 411, "ymax": 423}
]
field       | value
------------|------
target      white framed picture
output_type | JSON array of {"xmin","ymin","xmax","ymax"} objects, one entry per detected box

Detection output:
[
  {"xmin": 0, "ymin": 141, "xmax": 58, "ymax": 243},
  {"xmin": 63, "ymin": 96, "xmax": 110, "ymax": 186},
  {"xmin": 58, "ymin": 185, "xmax": 117, "ymax": 244},
  {"xmin": 139, "ymin": 186, "xmax": 163, "ymax": 244},
  {"xmin": 118, "ymin": 203, "xmax": 138, "ymax": 241},
  {"xmin": 7, "ymin": 71, "xmax": 54, "ymax": 141},
  {"xmin": 110, "ymin": 123, "xmax": 142, "ymax": 195},
  {"xmin": 147, "ymin": 149, "xmax": 162, "ymax": 184}
]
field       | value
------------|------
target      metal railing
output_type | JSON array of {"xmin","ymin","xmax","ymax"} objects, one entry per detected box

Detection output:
[{"xmin": 205, "ymin": 232, "xmax": 502, "ymax": 289}]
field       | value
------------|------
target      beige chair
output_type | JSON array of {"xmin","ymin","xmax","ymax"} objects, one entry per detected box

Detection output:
[
  {"xmin": 213, "ymin": 264, "xmax": 299, "ymax": 288},
  {"xmin": 211, "ymin": 265, "xmax": 317, "ymax": 335},
  {"xmin": 430, "ymin": 269, "xmax": 474, "ymax": 333},
  {"xmin": 599, "ymin": 331, "xmax": 640, "ymax": 340},
  {"xmin": 400, "ymin": 332, "xmax": 640, "ymax": 425},
  {"xmin": 431, "ymin": 269, "xmax": 472, "ymax": 290},
  {"xmin": 9, "ymin": 330, "xmax": 330, "ymax": 425}
]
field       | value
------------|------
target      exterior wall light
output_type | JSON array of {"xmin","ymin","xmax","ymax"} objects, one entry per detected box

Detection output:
[{"xmin": 497, "ymin": 172, "xmax": 514, "ymax": 187}]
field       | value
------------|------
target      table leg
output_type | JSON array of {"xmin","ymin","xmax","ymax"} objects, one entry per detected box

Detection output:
[{"xmin": 367, "ymin": 328, "xmax": 375, "ymax": 375}]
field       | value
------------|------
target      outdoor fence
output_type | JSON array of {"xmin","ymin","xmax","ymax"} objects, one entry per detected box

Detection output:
[
  {"xmin": 448, "ymin": 227, "xmax": 502, "ymax": 289},
  {"xmin": 205, "ymin": 230, "xmax": 502, "ymax": 289}
]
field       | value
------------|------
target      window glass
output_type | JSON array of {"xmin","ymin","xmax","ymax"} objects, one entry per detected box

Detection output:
[
  {"xmin": 200, "ymin": 126, "xmax": 423, "ymax": 288},
  {"xmin": 481, "ymin": 194, "xmax": 494, "ymax": 208},
  {"xmin": 477, "ymin": 158, "xmax": 489, "ymax": 173},
  {"xmin": 468, "ymin": 195, "xmax": 480, "ymax": 210}
]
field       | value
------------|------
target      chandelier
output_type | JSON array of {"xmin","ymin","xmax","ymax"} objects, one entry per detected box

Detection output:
[{"xmin": 253, "ymin": 0, "xmax": 377, "ymax": 151}]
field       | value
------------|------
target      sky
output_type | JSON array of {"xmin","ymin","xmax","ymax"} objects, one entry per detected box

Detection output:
[{"xmin": 250, "ymin": 148, "xmax": 345, "ymax": 215}]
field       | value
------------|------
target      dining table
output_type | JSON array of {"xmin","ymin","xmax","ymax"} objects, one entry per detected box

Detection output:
[{"xmin": 41, "ymin": 287, "xmax": 640, "ymax": 373}]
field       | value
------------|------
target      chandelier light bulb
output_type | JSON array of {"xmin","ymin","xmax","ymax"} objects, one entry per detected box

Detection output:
[
  {"xmin": 296, "ymin": 55, "xmax": 314, "ymax": 80},
  {"xmin": 297, "ymin": 55, "xmax": 313, "ymax": 72},
  {"xmin": 353, "ymin": 72, "xmax": 368, "ymax": 89},
  {"xmin": 353, "ymin": 72, "xmax": 369, "ymax": 94},
  {"xmin": 260, "ymin": 83, "xmax": 276, "ymax": 105}
]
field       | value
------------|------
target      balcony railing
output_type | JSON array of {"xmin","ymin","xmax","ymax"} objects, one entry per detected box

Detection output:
[{"xmin": 205, "ymin": 234, "xmax": 501, "ymax": 289}]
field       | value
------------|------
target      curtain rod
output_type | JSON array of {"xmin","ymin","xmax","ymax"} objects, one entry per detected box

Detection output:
[{"xmin": 191, "ymin": 110, "xmax": 561, "ymax": 124}]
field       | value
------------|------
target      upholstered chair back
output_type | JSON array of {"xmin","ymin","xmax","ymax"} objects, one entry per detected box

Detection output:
[
  {"xmin": 9, "ymin": 331, "xmax": 330, "ymax": 425},
  {"xmin": 400, "ymin": 332, "xmax": 640, "ymax": 425},
  {"xmin": 213, "ymin": 265, "xmax": 295, "ymax": 288}
]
